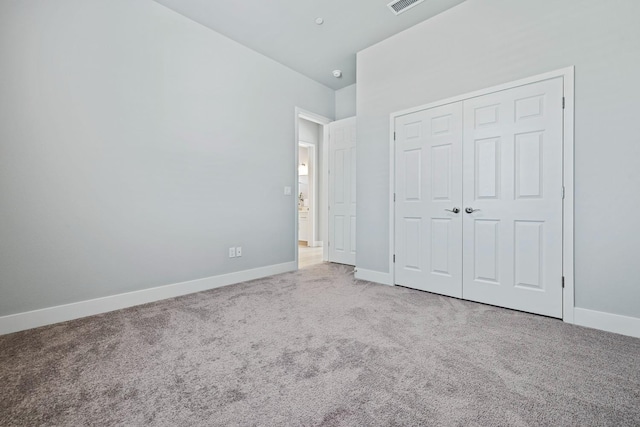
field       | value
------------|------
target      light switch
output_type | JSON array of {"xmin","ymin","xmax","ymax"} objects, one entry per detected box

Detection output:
[{"xmin": 284, "ymin": 186, "xmax": 292, "ymax": 195}]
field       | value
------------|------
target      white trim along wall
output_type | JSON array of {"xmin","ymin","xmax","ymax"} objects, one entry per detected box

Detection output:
[
  {"xmin": 574, "ymin": 308, "xmax": 640, "ymax": 339},
  {"xmin": 0, "ymin": 262, "xmax": 296, "ymax": 335},
  {"xmin": 354, "ymin": 268, "xmax": 393, "ymax": 286}
]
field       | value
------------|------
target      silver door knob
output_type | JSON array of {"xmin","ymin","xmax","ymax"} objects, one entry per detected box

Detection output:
[
  {"xmin": 465, "ymin": 207, "xmax": 479, "ymax": 214},
  {"xmin": 445, "ymin": 207, "xmax": 460, "ymax": 214}
]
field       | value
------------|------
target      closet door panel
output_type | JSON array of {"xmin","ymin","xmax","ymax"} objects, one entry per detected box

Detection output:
[
  {"xmin": 395, "ymin": 103, "xmax": 463, "ymax": 298},
  {"xmin": 462, "ymin": 78, "xmax": 564, "ymax": 318}
]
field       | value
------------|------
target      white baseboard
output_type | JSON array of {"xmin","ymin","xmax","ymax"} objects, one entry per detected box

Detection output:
[
  {"xmin": 354, "ymin": 268, "xmax": 393, "ymax": 286},
  {"xmin": 574, "ymin": 307, "xmax": 640, "ymax": 339},
  {"xmin": 0, "ymin": 262, "xmax": 296, "ymax": 336}
]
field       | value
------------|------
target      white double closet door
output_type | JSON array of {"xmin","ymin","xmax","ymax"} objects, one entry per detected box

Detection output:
[{"xmin": 395, "ymin": 78, "xmax": 564, "ymax": 318}]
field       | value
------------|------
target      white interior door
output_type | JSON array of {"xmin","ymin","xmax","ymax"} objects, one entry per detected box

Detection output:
[
  {"xmin": 462, "ymin": 78, "xmax": 564, "ymax": 318},
  {"xmin": 395, "ymin": 103, "xmax": 463, "ymax": 297},
  {"xmin": 328, "ymin": 117, "xmax": 356, "ymax": 265}
]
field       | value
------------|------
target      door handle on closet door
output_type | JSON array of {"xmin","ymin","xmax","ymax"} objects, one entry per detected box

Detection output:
[
  {"xmin": 465, "ymin": 207, "xmax": 480, "ymax": 214},
  {"xmin": 444, "ymin": 208, "xmax": 460, "ymax": 214}
]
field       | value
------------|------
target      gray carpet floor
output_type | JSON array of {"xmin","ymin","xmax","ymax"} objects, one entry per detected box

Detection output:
[{"xmin": 1, "ymin": 263, "xmax": 639, "ymax": 426}]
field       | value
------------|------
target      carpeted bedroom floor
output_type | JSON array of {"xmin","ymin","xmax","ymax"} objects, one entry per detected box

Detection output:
[{"xmin": 1, "ymin": 263, "xmax": 639, "ymax": 426}]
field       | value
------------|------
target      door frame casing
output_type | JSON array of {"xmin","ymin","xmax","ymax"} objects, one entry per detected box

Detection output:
[
  {"xmin": 388, "ymin": 67, "xmax": 575, "ymax": 323},
  {"xmin": 294, "ymin": 108, "xmax": 332, "ymax": 268}
]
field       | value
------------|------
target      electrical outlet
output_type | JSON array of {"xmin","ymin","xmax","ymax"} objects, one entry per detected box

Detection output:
[
  {"xmin": 236, "ymin": 247, "xmax": 242, "ymax": 257},
  {"xmin": 228, "ymin": 247, "xmax": 236, "ymax": 258}
]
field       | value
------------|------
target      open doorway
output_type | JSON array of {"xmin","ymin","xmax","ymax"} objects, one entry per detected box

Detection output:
[
  {"xmin": 298, "ymin": 142, "xmax": 322, "ymax": 267},
  {"xmin": 295, "ymin": 109, "xmax": 331, "ymax": 269}
]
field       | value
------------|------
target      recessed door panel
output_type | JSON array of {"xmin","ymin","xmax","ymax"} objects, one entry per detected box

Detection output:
[
  {"xmin": 333, "ymin": 150, "xmax": 345, "ymax": 204},
  {"xmin": 514, "ymin": 221, "xmax": 544, "ymax": 290},
  {"xmin": 515, "ymin": 95, "xmax": 544, "ymax": 121},
  {"xmin": 432, "ymin": 114, "xmax": 452, "ymax": 136},
  {"xmin": 474, "ymin": 104, "xmax": 500, "ymax": 128},
  {"xmin": 431, "ymin": 144, "xmax": 451, "ymax": 201},
  {"xmin": 404, "ymin": 149, "xmax": 422, "ymax": 201},
  {"xmin": 334, "ymin": 216, "xmax": 345, "ymax": 251},
  {"xmin": 431, "ymin": 219, "xmax": 451, "ymax": 276},
  {"xmin": 475, "ymin": 138, "xmax": 501, "ymax": 200},
  {"xmin": 474, "ymin": 220, "xmax": 500, "ymax": 284},
  {"xmin": 404, "ymin": 218, "xmax": 421, "ymax": 270},
  {"xmin": 405, "ymin": 121, "xmax": 422, "ymax": 139},
  {"xmin": 515, "ymin": 132, "xmax": 543, "ymax": 199}
]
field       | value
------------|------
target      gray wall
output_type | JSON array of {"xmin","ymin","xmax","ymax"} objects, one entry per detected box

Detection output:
[
  {"xmin": 0, "ymin": 0, "xmax": 334, "ymax": 316},
  {"xmin": 335, "ymin": 84, "xmax": 357, "ymax": 120},
  {"xmin": 356, "ymin": 0, "xmax": 640, "ymax": 318}
]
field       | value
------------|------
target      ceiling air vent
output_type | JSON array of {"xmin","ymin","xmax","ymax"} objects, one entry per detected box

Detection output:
[{"xmin": 387, "ymin": 0, "xmax": 426, "ymax": 15}]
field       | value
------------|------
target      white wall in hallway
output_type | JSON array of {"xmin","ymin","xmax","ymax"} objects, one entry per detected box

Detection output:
[
  {"xmin": 356, "ymin": 0, "xmax": 640, "ymax": 319},
  {"xmin": 298, "ymin": 118, "xmax": 324, "ymax": 242},
  {"xmin": 298, "ymin": 146, "xmax": 309, "ymax": 200},
  {"xmin": 0, "ymin": 0, "xmax": 334, "ymax": 317}
]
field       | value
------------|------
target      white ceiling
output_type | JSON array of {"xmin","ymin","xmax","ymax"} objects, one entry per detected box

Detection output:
[{"xmin": 152, "ymin": 0, "xmax": 466, "ymax": 90}]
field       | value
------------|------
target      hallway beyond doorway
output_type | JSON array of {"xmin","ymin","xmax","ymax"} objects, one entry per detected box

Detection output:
[{"xmin": 298, "ymin": 244, "xmax": 323, "ymax": 268}]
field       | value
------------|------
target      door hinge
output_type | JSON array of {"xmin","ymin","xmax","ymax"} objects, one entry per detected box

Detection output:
[
  {"xmin": 393, "ymin": 254, "xmax": 396, "ymax": 263},
  {"xmin": 562, "ymin": 97, "xmax": 565, "ymax": 109},
  {"xmin": 562, "ymin": 186, "xmax": 565, "ymax": 199},
  {"xmin": 394, "ymin": 193, "xmax": 396, "ymax": 202},
  {"xmin": 393, "ymin": 132, "xmax": 396, "ymax": 141},
  {"xmin": 562, "ymin": 276, "xmax": 565, "ymax": 288}
]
